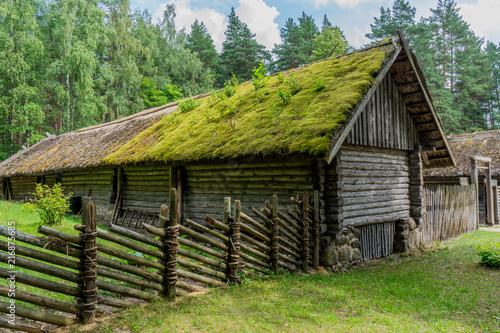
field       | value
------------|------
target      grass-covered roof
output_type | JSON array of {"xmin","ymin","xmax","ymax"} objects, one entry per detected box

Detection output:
[{"xmin": 105, "ymin": 38, "xmax": 397, "ymax": 165}]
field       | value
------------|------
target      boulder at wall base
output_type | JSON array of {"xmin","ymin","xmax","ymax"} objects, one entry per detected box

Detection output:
[
  {"xmin": 349, "ymin": 226, "xmax": 361, "ymax": 239},
  {"xmin": 351, "ymin": 239, "xmax": 361, "ymax": 249},
  {"xmin": 352, "ymin": 248, "xmax": 362, "ymax": 261},
  {"xmin": 320, "ymin": 236, "xmax": 332, "ymax": 249},
  {"xmin": 335, "ymin": 236, "xmax": 350, "ymax": 246},
  {"xmin": 320, "ymin": 246, "xmax": 338, "ymax": 266},
  {"xmin": 338, "ymin": 247, "xmax": 352, "ymax": 264}
]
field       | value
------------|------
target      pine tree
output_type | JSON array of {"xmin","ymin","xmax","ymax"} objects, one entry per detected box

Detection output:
[
  {"xmin": 366, "ymin": 0, "xmax": 416, "ymax": 41},
  {"xmin": 272, "ymin": 18, "xmax": 305, "ymax": 71},
  {"xmin": 322, "ymin": 15, "xmax": 332, "ymax": 30},
  {"xmin": 416, "ymin": 0, "xmax": 490, "ymax": 132},
  {"xmin": 187, "ymin": 20, "xmax": 218, "ymax": 71},
  {"xmin": 220, "ymin": 8, "xmax": 270, "ymax": 83},
  {"xmin": 298, "ymin": 12, "xmax": 318, "ymax": 61},
  {"xmin": 311, "ymin": 26, "xmax": 349, "ymax": 61},
  {"xmin": 485, "ymin": 42, "xmax": 500, "ymax": 127}
]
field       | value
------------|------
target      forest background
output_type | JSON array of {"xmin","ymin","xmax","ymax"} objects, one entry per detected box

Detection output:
[{"xmin": 0, "ymin": 0, "xmax": 498, "ymax": 161}]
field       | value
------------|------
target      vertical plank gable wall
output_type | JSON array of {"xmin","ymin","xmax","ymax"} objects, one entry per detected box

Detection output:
[{"xmin": 345, "ymin": 72, "xmax": 419, "ymax": 149}]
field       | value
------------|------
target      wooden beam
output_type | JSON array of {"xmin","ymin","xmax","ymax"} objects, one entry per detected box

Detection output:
[
  {"xmin": 472, "ymin": 156, "xmax": 492, "ymax": 163},
  {"xmin": 397, "ymin": 31, "xmax": 456, "ymax": 167},
  {"xmin": 393, "ymin": 57, "xmax": 409, "ymax": 64},
  {"xmin": 405, "ymin": 101, "xmax": 428, "ymax": 108},
  {"xmin": 397, "ymin": 81, "xmax": 420, "ymax": 88},
  {"xmin": 401, "ymin": 90, "xmax": 423, "ymax": 98}
]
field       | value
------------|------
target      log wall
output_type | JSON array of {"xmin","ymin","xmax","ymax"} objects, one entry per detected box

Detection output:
[
  {"xmin": 9, "ymin": 176, "xmax": 37, "ymax": 201},
  {"xmin": 61, "ymin": 170, "xmax": 113, "ymax": 219},
  {"xmin": 0, "ymin": 179, "xmax": 4, "ymax": 200},
  {"xmin": 184, "ymin": 161, "xmax": 315, "ymax": 221},
  {"xmin": 336, "ymin": 146, "xmax": 411, "ymax": 227},
  {"xmin": 345, "ymin": 71, "xmax": 419, "ymax": 150},
  {"xmin": 122, "ymin": 166, "xmax": 170, "ymax": 212}
]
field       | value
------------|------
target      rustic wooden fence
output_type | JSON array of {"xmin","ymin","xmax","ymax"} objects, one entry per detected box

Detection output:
[
  {"xmin": 421, "ymin": 185, "xmax": 478, "ymax": 244},
  {"xmin": 0, "ymin": 189, "xmax": 320, "ymax": 332}
]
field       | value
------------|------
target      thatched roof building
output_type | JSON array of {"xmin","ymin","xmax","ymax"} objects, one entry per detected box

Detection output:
[
  {"xmin": 424, "ymin": 129, "xmax": 500, "ymax": 179},
  {"xmin": 0, "ymin": 36, "xmax": 455, "ymax": 263},
  {"xmin": 0, "ymin": 37, "xmax": 454, "ymax": 178}
]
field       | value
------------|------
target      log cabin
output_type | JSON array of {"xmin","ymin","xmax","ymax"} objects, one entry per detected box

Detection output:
[
  {"xmin": 0, "ymin": 36, "xmax": 455, "ymax": 264},
  {"xmin": 424, "ymin": 129, "xmax": 500, "ymax": 224}
]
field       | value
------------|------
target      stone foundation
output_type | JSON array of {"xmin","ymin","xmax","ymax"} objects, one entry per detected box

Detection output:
[
  {"xmin": 394, "ymin": 218, "xmax": 421, "ymax": 252},
  {"xmin": 320, "ymin": 226, "xmax": 362, "ymax": 271}
]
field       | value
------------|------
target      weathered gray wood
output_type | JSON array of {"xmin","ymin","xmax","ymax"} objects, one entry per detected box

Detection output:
[
  {"xmin": 80, "ymin": 197, "xmax": 98, "ymax": 325},
  {"xmin": 143, "ymin": 223, "xmax": 226, "ymax": 260},
  {"xmin": 0, "ymin": 267, "xmax": 79, "ymax": 296},
  {"xmin": 0, "ymin": 300, "xmax": 77, "ymax": 326},
  {"xmin": 0, "ymin": 252, "xmax": 79, "ymax": 284},
  {"xmin": 0, "ymin": 317, "xmax": 42, "ymax": 333},
  {"xmin": 0, "ymin": 284, "xmax": 79, "ymax": 315}
]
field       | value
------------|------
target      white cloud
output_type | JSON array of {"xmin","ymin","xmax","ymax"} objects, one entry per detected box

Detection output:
[
  {"xmin": 154, "ymin": 0, "xmax": 226, "ymax": 52},
  {"xmin": 235, "ymin": 0, "xmax": 281, "ymax": 51},
  {"xmin": 153, "ymin": 0, "xmax": 281, "ymax": 52},
  {"xmin": 312, "ymin": 0, "xmax": 380, "ymax": 10},
  {"xmin": 460, "ymin": 0, "xmax": 500, "ymax": 45}
]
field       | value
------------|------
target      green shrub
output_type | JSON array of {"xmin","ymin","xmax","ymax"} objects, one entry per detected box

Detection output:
[
  {"xmin": 286, "ymin": 74, "xmax": 302, "ymax": 95},
  {"xmin": 315, "ymin": 78, "xmax": 325, "ymax": 91},
  {"xmin": 224, "ymin": 75, "xmax": 239, "ymax": 97},
  {"xmin": 252, "ymin": 62, "xmax": 268, "ymax": 90},
  {"xmin": 277, "ymin": 72, "xmax": 285, "ymax": 84},
  {"xmin": 27, "ymin": 183, "xmax": 72, "ymax": 226},
  {"xmin": 475, "ymin": 241, "xmax": 500, "ymax": 268},
  {"xmin": 178, "ymin": 98, "xmax": 202, "ymax": 112},
  {"xmin": 277, "ymin": 88, "xmax": 291, "ymax": 105}
]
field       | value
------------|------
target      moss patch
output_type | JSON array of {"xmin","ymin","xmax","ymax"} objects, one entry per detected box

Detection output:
[{"xmin": 105, "ymin": 39, "xmax": 396, "ymax": 165}]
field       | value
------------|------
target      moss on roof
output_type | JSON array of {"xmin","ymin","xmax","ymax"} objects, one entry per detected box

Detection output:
[{"xmin": 105, "ymin": 39, "xmax": 396, "ymax": 165}]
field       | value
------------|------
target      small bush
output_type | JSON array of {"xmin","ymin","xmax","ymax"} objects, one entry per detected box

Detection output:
[
  {"xmin": 178, "ymin": 98, "xmax": 202, "ymax": 112},
  {"xmin": 277, "ymin": 72, "xmax": 285, "ymax": 84},
  {"xmin": 475, "ymin": 241, "xmax": 500, "ymax": 268},
  {"xmin": 315, "ymin": 78, "xmax": 325, "ymax": 91},
  {"xmin": 27, "ymin": 183, "xmax": 72, "ymax": 226},
  {"xmin": 252, "ymin": 62, "xmax": 268, "ymax": 90},
  {"xmin": 277, "ymin": 88, "xmax": 291, "ymax": 105},
  {"xmin": 286, "ymin": 74, "xmax": 301, "ymax": 95},
  {"xmin": 223, "ymin": 75, "xmax": 239, "ymax": 97}
]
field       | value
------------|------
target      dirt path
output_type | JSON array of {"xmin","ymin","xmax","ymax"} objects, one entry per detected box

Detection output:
[{"xmin": 479, "ymin": 225, "xmax": 500, "ymax": 232}]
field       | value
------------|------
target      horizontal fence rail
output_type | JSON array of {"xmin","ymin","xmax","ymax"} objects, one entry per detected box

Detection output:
[{"xmin": 0, "ymin": 189, "xmax": 321, "ymax": 332}]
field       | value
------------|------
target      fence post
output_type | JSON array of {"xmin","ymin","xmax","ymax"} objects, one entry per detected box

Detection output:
[
  {"xmin": 80, "ymin": 197, "xmax": 97, "ymax": 325},
  {"xmin": 159, "ymin": 189, "xmax": 179, "ymax": 300},
  {"xmin": 313, "ymin": 190, "xmax": 320, "ymax": 270},
  {"xmin": 271, "ymin": 195, "xmax": 279, "ymax": 273},
  {"xmin": 301, "ymin": 191, "xmax": 310, "ymax": 272},
  {"xmin": 227, "ymin": 199, "xmax": 241, "ymax": 283}
]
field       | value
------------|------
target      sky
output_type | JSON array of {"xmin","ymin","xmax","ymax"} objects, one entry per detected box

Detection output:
[{"xmin": 129, "ymin": 0, "xmax": 500, "ymax": 52}]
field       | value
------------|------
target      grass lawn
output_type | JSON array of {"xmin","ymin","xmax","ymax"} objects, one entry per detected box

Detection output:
[
  {"xmin": 86, "ymin": 234, "xmax": 499, "ymax": 332},
  {"xmin": 1, "ymin": 201, "xmax": 499, "ymax": 332}
]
